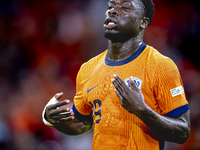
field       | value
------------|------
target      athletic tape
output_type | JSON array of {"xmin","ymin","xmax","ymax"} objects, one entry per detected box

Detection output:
[{"xmin": 42, "ymin": 96, "xmax": 58, "ymax": 126}]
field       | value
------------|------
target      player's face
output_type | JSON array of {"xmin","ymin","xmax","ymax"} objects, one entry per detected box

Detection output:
[{"xmin": 104, "ymin": 0, "xmax": 145, "ymax": 42}]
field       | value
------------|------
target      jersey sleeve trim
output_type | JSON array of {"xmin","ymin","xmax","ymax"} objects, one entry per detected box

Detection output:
[
  {"xmin": 164, "ymin": 104, "xmax": 189, "ymax": 117},
  {"xmin": 72, "ymin": 104, "xmax": 92, "ymax": 121},
  {"xmin": 159, "ymin": 140, "xmax": 165, "ymax": 150}
]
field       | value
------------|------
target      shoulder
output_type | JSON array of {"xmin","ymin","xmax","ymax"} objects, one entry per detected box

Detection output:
[
  {"xmin": 81, "ymin": 50, "xmax": 107, "ymax": 69},
  {"xmin": 77, "ymin": 50, "xmax": 107, "ymax": 78},
  {"xmin": 145, "ymin": 45, "xmax": 171, "ymax": 63},
  {"xmin": 145, "ymin": 45, "xmax": 178, "ymax": 69},
  {"xmin": 144, "ymin": 45, "xmax": 180, "ymax": 84}
]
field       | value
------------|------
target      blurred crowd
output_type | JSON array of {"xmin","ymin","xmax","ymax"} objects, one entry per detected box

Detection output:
[{"xmin": 0, "ymin": 0, "xmax": 200, "ymax": 150}]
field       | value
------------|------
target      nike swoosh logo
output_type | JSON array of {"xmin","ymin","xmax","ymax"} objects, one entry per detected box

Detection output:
[{"xmin": 87, "ymin": 84, "xmax": 99, "ymax": 93}]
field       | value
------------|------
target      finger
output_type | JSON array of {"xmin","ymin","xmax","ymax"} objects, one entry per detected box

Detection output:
[
  {"xmin": 113, "ymin": 74, "xmax": 129, "ymax": 90},
  {"xmin": 112, "ymin": 78, "xmax": 124, "ymax": 95},
  {"xmin": 129, "ymin": 76, "xmax": 139, "ymax": 91},
  {"xmin": 52, "ymin": 112, "xmax": 74, "ymax": 119},
  {"xmin": 47, "ymin": 118, "xmax": 62, "ymax": 125},
  {"xmin": 52, "ymin": 111, "xmax": 74, "ymax": 122},
  {"xmin": 55, "ymin": 92, "xmax": 63, "ymax": 100},
  {"xmin": 59, "ymin": 109, "xmax": 73, "ymax": 115},
  {"xmin": 47, "ymin": 111, "xmax": 74, "ymax": 125},
  {"xmin": 47, "ymin": 100, "xmax": 70, "ymax": 110},
  {"xmin": 50, "ymin": 107, "xmax": 71, "ymax": 115},
  {"xmin": 114, "ymin": 89, "xmax": 123, "ymax": 100},
  {"xmin": 59, "ymin": 116, "xmax": 74, "ymax": 122}
]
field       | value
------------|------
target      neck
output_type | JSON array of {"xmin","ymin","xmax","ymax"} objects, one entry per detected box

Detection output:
[{"xmin": 107, "ymin": 35, "xmax": 143, "ymax": 61}]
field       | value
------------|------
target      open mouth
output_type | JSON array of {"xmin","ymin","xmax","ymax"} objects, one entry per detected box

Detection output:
[
  {"xmin": 104, "ymin": 22, "xmax": 117, "ymax": 29},
  {"xmin": 104, "ymin": 19, "xmax": 117, "ymax": 30}
]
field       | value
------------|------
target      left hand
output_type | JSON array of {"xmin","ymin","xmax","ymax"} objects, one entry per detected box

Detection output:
[{"xmin": 111, "ymin": 74, "xmax": 147, "ymax": 115}]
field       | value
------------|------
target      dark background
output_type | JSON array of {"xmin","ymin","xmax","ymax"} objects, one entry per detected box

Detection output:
[{"xmin": 0, "ymin": 0, "xmax": 200, "ymax": 149}]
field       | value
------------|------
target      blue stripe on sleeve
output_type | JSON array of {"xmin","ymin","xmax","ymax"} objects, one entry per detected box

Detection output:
[
  {"xmin": 164, "ymin": 104, "xmax": 190, "ymax": 117},
  {"xmin": 72, "ymin": 104, "xmax": 92, "ymax": 121},
  {"xmin": 159, "ymin": 140, "xmax": 165, "ymax": 150}
]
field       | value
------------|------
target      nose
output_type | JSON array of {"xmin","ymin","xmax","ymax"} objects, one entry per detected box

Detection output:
[{"xmin": 108, "ymin": 8, "xmax": 118, "ymax": 16}]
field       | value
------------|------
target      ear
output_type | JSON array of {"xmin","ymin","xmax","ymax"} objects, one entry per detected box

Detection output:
[{"xmin": 140, "ymin": 17, "xmax": 150, "ymax": 29}]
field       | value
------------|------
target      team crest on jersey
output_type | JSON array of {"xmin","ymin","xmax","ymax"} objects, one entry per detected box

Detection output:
[{"xmin": 125, "ymin": 77, "xmax": 142, "ymax": 89}]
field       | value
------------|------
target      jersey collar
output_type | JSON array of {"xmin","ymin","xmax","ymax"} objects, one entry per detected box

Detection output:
[{"xmin": 105, "ymin": 42, "xmax": 147, "ymax": 66}]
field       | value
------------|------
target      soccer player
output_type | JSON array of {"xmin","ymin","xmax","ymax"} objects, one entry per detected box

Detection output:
[{"xmin": 42, "ymin": 0, "xmax": 190, "ymax": 149}]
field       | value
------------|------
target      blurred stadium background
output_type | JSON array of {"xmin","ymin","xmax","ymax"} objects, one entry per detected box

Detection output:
[{"xmin": 0, "ymin": 0, "xmax": 200, "ymax": 150}]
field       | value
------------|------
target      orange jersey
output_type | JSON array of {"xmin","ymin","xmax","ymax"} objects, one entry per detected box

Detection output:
[{"xmin": 72, "ymin": 43, "xmax": 189, "ymax": 150}]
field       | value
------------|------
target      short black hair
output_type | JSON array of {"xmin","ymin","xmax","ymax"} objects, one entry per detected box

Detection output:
[{"xmin": 140, "ymin": 0, "xmax": 155, "ymax": 26}]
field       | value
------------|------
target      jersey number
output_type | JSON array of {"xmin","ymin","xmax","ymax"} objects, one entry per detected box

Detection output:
[{"xmin": 90, "ymin": 99, "xmax": 102, "ymax": 123}]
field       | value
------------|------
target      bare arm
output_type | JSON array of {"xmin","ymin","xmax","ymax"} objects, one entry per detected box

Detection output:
[
  {"xmin": 136, "ymin": 106, "xmax": 190, "ymax": 144},
  {"xmin": 44, "ymin": 93, "xmax": 93, "ymax": 135},
  {"xmin": 112, "ymin": 75, "xmax": 190, "ymax": 144}
]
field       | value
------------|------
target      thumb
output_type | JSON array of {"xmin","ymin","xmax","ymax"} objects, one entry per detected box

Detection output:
[
  {"xmin": 55, "ymin": 92, "xmax": 63, "ymax": 100},
  {"xmin": 129, "ymin": 76, "xmax": 138, "ymax": 91}
]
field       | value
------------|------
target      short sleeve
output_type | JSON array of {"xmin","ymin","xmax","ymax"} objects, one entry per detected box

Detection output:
[
  {"xmin": 154, "ymin": 58, "xmax": 189, "ymax": 117},
  {"xmin": 73, "ymin": 66, "xmax": 92, "ymax": 120}
]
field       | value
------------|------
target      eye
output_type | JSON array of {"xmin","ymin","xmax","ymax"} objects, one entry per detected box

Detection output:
[
  {"xmin": 122, "ymin": 6, "xmax": 129, "ymax": 9},
  {"xmin": 107, "ymin": 5, "xmax": 114, "ymax": 10},
  {"xmin": 121, "ymin": 6, "xmax": 131, "ymax": 10},
  {"xmin": 121, "ymin": 3, "xmax": 132, "ymax": 10}
]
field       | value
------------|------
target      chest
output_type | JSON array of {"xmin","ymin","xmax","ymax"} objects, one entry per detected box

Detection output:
[
  {"xmin": 82, "ymin": 63, "xmax": 150, "ymax": 104},
  {"xmin": 82, "ymin": 62, "xmax": 159, "ymax": 125}
]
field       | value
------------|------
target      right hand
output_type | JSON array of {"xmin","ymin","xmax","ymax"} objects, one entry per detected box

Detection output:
[{"xmin": 45, "ymin": 92, "xmax": 74, "ymax": 126}]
